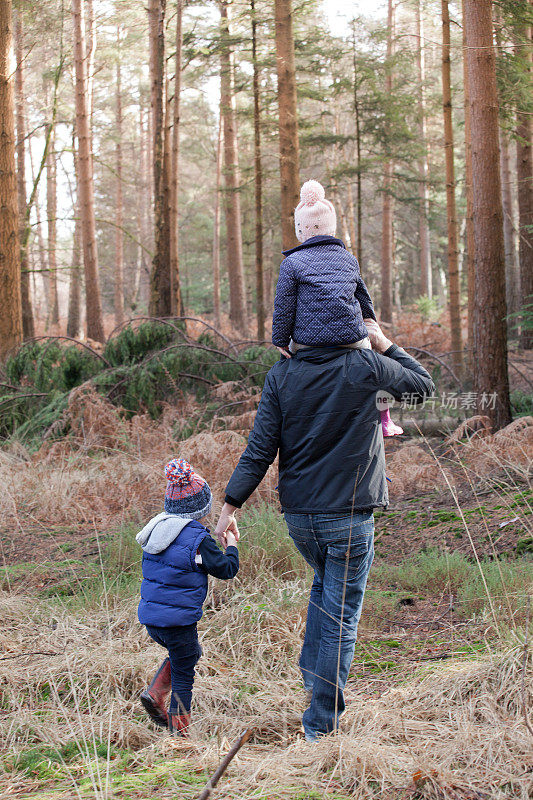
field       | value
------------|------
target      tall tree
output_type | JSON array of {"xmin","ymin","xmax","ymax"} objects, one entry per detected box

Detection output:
[
  {"xmin": 219, "ymin": 0, "xmax": 247, "ymax": 332},
  {"xmin": 415, "ymin": 0, "xmax": 432, "ymax": 298},
  {"xmin": 464, "ymin": 0, "xmax": 511, "ymax": 429},
  {"xmin": 274, "ymin": 0, "xmax": 300, "ymax": 250},
  {"xmin": 148, "ymin": 0, "xmax": 171, "ymax": 317},
  {"xmin": 169, "ymin": 0, "xmax": 184, "ymax": 317},
  {"xmin": 114, "ymin": 26, "xmax": 125, "ymax": 326},
  {"xmin": 380, "ymin": 0, "xmax": 394, "ymax": 324},
  {"xmin": 46, "ymin": 124, "xmax": 59, "ymax": 325},
  {"xmin": 351, "ymin": 24, "xmax": 363, "ymax": 262},
  {"xmin": 441, "ymin": 0, "xmax": 462, "ymax": 370},
  {"xmin": 72, "ymin": 0, "xmax": 105, "ymax": 342},
  {"xmin": 212, "ymin": 113, "xmax": 222, "ymax": 329},
  {"xmin": 14, "ymin": 8, "xmax": 34, "ymax": 339},
  {"xmin": 251, "ymin": 0, "xmax": 265, "ymax": 340},
  {"xmin": 0, "ymin": 0, "xmax": 22, "ymax": 358},
  {"xmin": 462, "ymin": 10, "xmax": 475, "ymax": 362},
  {"xmin": 515, "ymin": 15, "xmax": 533, "ymax": 349},
  {"xmin": 67, "ymin": 204, "xmax": 82, "ymax": 339},
  {"xmin": 499, "ymin": 131, "xmax": 520, "ymax": 322}
]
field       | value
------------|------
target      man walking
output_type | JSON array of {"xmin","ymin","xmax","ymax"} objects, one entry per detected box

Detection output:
[{"xmin": 215, "ymin": 321, "xmax": 434, "ymax": 741}]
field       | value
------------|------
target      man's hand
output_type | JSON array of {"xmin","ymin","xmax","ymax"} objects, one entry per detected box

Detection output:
[
  {"xmin": 276, "ymin": 346, "xmax": 291, "ymax": 359},
  {"xmin": 214, "ymin": 502, "xmax": 239, "ymax": 547},
  {"xmin": 364, "ymin": 319, "xmax": 393, "ymax": 354}
]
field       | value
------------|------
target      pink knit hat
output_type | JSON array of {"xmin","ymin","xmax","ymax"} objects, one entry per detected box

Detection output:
[{"xmin": 294, "ymin": 180, "xmax": 337, "ymax": 243}]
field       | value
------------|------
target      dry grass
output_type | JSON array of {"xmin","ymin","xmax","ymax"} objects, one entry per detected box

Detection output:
[
  {"xmin": 0, "ymin": 397, "xmax": 532, "ymax": 798},
  {"xmin": 0, "ymin": 575, "xmax": 531, "ymax": 799},
  {"xmin": 0, "ymin": 388, "xmax": 277, "ymax": 527}
]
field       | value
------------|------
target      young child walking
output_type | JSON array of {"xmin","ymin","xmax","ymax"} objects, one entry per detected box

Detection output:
[
  {"xmin": 272, "ymin": 179, "xmax": 403, "ymax": 437},
  {"xmin": 137, "ymin": 458, "xmax": 239, "ymax": 736}
]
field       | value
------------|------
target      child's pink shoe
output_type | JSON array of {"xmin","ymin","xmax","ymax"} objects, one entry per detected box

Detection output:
[{"xmin": 380, "ymin": 409, "xmax": 403, "ymax": 437}]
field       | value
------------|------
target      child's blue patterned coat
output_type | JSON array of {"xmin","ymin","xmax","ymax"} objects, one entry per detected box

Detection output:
[{"xmin": 271, "ymin": 235, "xmax": 376, "ymax": 348}]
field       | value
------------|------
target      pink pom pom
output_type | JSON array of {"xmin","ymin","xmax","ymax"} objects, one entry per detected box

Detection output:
[
  {"xmin": 300, "ymin": 179, "xmax": 325, "ymax": 206},
  {"xmin": 165, "ymin": 458, "xmax": 193, "ymax": 487}
]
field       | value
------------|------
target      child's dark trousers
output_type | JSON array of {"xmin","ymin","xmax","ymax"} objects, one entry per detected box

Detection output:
[{"xmin": 145, "ymin": 623, "xmax": 201, "ymax": 714}]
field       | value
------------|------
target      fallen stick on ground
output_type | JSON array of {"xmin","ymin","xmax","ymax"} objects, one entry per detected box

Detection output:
[{"xmin": 197, "ymin": 728, "xmax": 254, "ymax": 800}]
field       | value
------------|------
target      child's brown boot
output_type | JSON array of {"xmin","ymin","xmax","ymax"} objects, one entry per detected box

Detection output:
[
  {"xmin": 140, "ymin": 658, "xmax": 171, "ymax": 728},
  {"xmin": 169, "ymin": 713, "xmax": 191, "ymax": 737}
]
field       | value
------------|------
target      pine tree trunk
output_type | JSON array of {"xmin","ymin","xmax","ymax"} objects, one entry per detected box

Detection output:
[
  {"xmin": 212, "ymin": 114, "xmax": 222, "ymax": 328},
  {"xmin": 86, "ymin": 0, "xmax": 96, "ymax": 133},
  {"xmin": 416, "ymin": 0, "xmax": 432, "ymax": 298},
  {"xmin": 46, "ymin": 124, "xmax": 59, "ymax": 326},
  {"xmin": 219, "ymin": 0, "xmax": 247, "ymax": 333},
  {"xmin": 380, "ymin": 0, "xmax": 394, "ymax": 324},
  {"xmin": 462, "ymin": 10, "xmax": 475, "ymax": 364},
  {"xmin": 515, "ymin": 24, "xmax": 533, "ymax": 349},
  {"xmin": 114, "ymin": 30, "xmax": 124, "ymax": 326},
  {"xmin": 441, "ymin": 0, "xmax": 462, "ymax": 371},
  {"xmin": 14, "ymin": 9, "xmax": 33, "ymax": 339},
  {"xmin": 148, "ymin": 0, "xmax": 172, "ymax": 317},
  {"xmin": 493, "ymin": 9, "xmax": 520, "ymax": 330},
  {"xmin": 27, "ymin": 127, "xmax": 49, "ymax": 317},
  {"xmin": 72, "ymin": 0, "xmax": 105, "ymax": 342},
  {"xmin": 352, "ymin": 30, "xmax": 363, "ymax": 262},
  {"xmin": 0, "ymin": 0, "xmax": 22, "ymax": 359},
  {"xmin": 499, "ymin": 131, "xmax": 519, "ymax": 324},
  {"xmin": 133, "ymin": 102, "xmax": 149, "ymax": 310},
  {"xmin": 251, "ymin": 0, "xmax": 265, "ymax": 340},
  {"xmin": 169, "ymin": 0, "xmax": 184, "ymax": 317},
  {"xmin": 67, "ymin": 201, "xmax": 82, "ymax": 339},
  {"xmin": 347, "ymin": 185, "xmax": 358, "ymax": 256},
  {"xmin": 274, "ymin": 0, "xmax": 300, "ymax": 250},
  {"xmin": 464, "ymin": 0, "xmax": 511, "ymax": 429}
]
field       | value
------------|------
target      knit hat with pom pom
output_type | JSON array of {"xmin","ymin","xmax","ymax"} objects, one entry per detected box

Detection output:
[
  {"xmin": 164, "ymin": 458, "xmax": 212, "ymax": 518},
  {"xmin": 294, "ymin": 180, "xmax": 337, "ymax": 243}
]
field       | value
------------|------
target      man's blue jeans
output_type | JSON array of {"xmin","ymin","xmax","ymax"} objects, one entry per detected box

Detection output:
[{"xmin": 284, "ymin": 511, "xmax": 374, "ymax": 740}]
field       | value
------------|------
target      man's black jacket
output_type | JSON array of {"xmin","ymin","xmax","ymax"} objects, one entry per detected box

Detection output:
[{"xmin": 225, "ymin": 344, "xmax": 435, "ymax": 514}]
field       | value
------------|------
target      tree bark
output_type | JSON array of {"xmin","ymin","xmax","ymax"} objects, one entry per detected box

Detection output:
[
  {"xmin": 14, "ymin": 9, "xmax": 33, "ymax": 339},
  {"xmin": 347, "ymin": 183, "xmax": 357, "ymax": 259},
  {"xmin": 493, "ymin": 9, "xmax": 520, "ymax": 329},
  {"xmin": 499, "ymin": 131, "xmax": 519, "ymax": 324},
  {"xmin": 134, "ymin": 102, "xmax": 150, "ymax": 310},
  {"xmin": 515, "ymin": 22, "xmax": 533, "ymax": 349},
  {"xmin": 219, "ymin": 0, "xmax": 247, "ymax": 333},
  {"xmin": 0, "ymin": 0, "xmax": 22, "ymax": 359},
  {"xmin": 114, "ymin": 27, "xmax": 124, "ymax": 326},
  {"xmin": 441, "ymin": 0, "xmax": 462, "ymax": 371},
  {"xmin": 72, "ymin": 0, "xmax": 105, "ymax": 342},
  {"xmin": 28, "ymin": 138, "xmax": 49, "ymax": 319},
  {"xmin": 212, "ymin": 113, "xmax": 222, "ymax": 328},
  {"xmin": 416, "ymin": 0, "xmax": 432, "ymax": 298},
  {"xmin": 351, "ymin": 28, "xmax": 363, "ymax": 263},
  {"xmin": 148, "ymin": 0, "xmax": 171, "ymax": 317},
  {"xmin": 464, "ymin": 0, "xmax": 511, "ymax": 429},
  {"xmin": 274, "ymin": 0, "xmax": 300, "ymax": 251},
  {"xmin": 169, "ymin": 0, "xmax": 184, "ymax": 316},
  {"xmin": 380, "ymin": 0, "xmax": 394, "ymax": 324},
  {"xmin": 251, "ymin": 0, "xmax": 265, "ymax": 340},
  {"xmin": 46, "ymin": 123, "xmax": 59, "ymax": 326},
  {"xmin": 86, "ymin": 0, "xmax": 96, "ymax": 136},
  {"xmin": 67, "ymin": 200, "xmax": 82, "ymax": 339},
  {"xmin": 462, "ymin": 10, "xmax": 475, "ymax": 363},
  {"xmin": 251, "ymin": 1, "xmax": 265, "ymax": 339}
]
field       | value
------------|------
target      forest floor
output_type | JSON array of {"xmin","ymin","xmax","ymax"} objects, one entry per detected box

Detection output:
[
  {"xmin": 0, "ymin": 407, "xmax": 531, "ymax": 800},
  {"xmin": 0, "ymin": 313, "xmax": 532, "ymax": 799}
]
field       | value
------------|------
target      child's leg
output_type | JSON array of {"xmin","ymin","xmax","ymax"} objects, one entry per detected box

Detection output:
[
  {"xmin": 164, "ymin": 624, "xmax": 201, "ymax": 734},
  {"xmin": 140, "ymin": 655, "xmax": 171, "ymax": 727}
]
